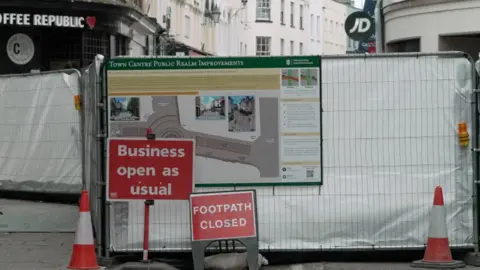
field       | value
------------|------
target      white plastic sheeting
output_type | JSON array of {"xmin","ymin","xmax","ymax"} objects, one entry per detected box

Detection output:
[
  {"xmin": 0, "ymin": 71, "xmax": 82, "ymax": 193},
  {"xmin": 109, "ymin": 54, "xmax": 474, "ymax": 251}
]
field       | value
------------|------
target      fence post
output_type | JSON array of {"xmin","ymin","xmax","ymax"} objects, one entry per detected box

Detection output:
[
  {"xmin": 100, "ymin": 55, "xmax": 111, "ymax": 260},
  {"xmin": 93, "ymin": 54, "xmax": 116, "ymax": 267},
  {"xmin": 465, "ymin": 56, "xmax": 480, "ymax": 266}
]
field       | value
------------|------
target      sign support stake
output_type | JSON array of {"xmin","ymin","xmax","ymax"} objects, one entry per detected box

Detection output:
[
  {"xmin": 141, "ymin": 130, "xmax": 156, "ymax": 262},
  {"xmin": 192, "ymin": 235, "xmax": 259, "ymax": 270},
  {"xmin": 142, "ymin": 199, "xmax": 154, "ymax": 262}
]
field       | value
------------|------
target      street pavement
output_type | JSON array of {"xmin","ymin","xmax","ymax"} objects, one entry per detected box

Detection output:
[
  {"xmin": 264, "ymin": 262, "xmax": 480, "ymax": 269},
  {"xmin": 197, "ymin": 111, "xmax": 225, "ymax": 120},
  {"xmin": 0, "ymin": 233, "xmax": 74, "ymax": 270},
  {"xmin": 229, "ymin": 110, "xmax": 255, "ymax": 132},
  {"xmin": 2, "ymin": 233, "xmax": 480, "ymax": 269}
]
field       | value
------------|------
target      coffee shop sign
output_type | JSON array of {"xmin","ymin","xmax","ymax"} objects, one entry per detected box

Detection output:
[{"xmin": 0, "ymin": 13, "xmax": 96, "ymax": 29}]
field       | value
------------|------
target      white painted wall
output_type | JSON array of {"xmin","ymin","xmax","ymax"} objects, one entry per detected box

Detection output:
[
  {"xmin": 214, "ymin": 0, "xmax": 247, "ymax": 56},
  {"xmin": 147, "ymin": 0, "xmax": 204, "ymax": 53},
  {"xmin": 147, "ymin": 0, "xmax": 348, "ymax": 56},
  {"xmin": 240, "ymin": 0, "xmax": 310, "ymax": 56},
  {"xmin": 148, "ymin": 0, "xmax": 246, "ymax": 55},
  {"xmin": 383, "ymin": 0, "xmax": 480, "ymax": 52},
  {"xmin": 308, "ymin": 0, "xmax": 324, "ymax": 54},
  {"xmin": 322, "ymin": 0, "xmax": 348, "ymax": 54}
]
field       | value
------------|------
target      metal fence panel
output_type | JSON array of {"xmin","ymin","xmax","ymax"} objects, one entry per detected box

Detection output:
[
  {"xmin": 106, "ymin": 53, "xmax": 475, "ymax": 252},
  {"xmin": 320, "ymin": 52, "xmax": 474, "ymax": 250},
  {"xmin": 0, "ymin": 69, "xmax": 82, "ymax": 233},
  {"xmin": 0, "ymin": 69, "xmax": 83, "ymax": 194},
  {"xmin": 82, "ymin": 56, "xmax": 106, "ymax": 255}
]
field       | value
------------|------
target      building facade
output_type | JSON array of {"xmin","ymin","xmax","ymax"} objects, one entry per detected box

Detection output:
[
  {"xmin": 148, "ymin": 0, "xmax": 350, "ymax": 57},
  {"xmin": 308, "ymin": 0, "xmax": 324, "ymax": 54},
  {"xmin": 148, "ymin": 0, "xmax": 245, "ymax": 56},
  {"xmin": 149, "ymin": 0, "xmax": 210, "ymax": 55},
  {"xmin": 214, "ymin": 0, "xmax": 247, "ymax": 56},
  {"xmin": 383, "ymin": 0, "xmax": 480, "ymax": 59},
  {"xmin": 322, "ymin": 0, "xmax": 348, "ymax": 54},
  {"xmin": 0, "ymin": 0, "xmax": 160, "ymax": 74},
  {"xmin": 239, "ymin": 0, "xmax": 310, "ymax": 56}
]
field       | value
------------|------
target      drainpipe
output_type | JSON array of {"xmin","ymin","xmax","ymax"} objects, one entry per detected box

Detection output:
[{"xmin": 374, "ymin": 0, "xmax": 383, "ymax": 53}]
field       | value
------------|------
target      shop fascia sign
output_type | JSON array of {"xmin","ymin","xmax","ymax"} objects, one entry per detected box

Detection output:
[{"xmin": 0, "ymin": 13, "xmax": 96, "ymax": 29}]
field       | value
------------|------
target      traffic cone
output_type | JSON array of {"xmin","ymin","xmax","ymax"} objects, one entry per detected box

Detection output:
[
  {"xmin": 68, "ymin": 190, "xmax": 99, "ymax": 269},
  {"xmin": 411, "ymin": 186, "xmax": 465, "ymax": 269}
]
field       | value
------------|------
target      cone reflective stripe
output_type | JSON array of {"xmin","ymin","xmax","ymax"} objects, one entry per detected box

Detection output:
[
  {"xmin": 411, "ymin": 186, "xmax": 465, "ymax": 269},
  {"xmin": 68, "ymin": 190, "xmax": 99, "ymax": 270},
  {"xmin": 74, "ymin": 210, "xmax": 94, "ymax": 245}
]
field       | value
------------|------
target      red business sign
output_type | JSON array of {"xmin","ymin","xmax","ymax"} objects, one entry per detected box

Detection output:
[
  {"xmin": 190, "ymin": 191, "xmax": 257, "ymax": 241},
  {"xmin": 107, "ymin": 138, "xmax": 195, "ymax": 201}
]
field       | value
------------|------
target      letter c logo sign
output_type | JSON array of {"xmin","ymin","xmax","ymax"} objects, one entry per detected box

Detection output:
[
  {"xmin": 13, "ymin": 43, "xmax": 20, "ymax": 54},
  {"xmin": 6, "ymin": 33, "xmax": 35, "ymax": 65}
]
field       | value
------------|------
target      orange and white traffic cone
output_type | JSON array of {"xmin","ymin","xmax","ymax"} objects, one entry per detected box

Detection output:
[
  {"xmin": 411, "ymin": 186, "xmax": 465, "ymax": 269},
  {"xmin": 68, "ymin": 190, "xmax": 99, "ymax": 270}
]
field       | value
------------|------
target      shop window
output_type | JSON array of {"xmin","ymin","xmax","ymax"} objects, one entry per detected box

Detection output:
[
  {"xmin": 44, "ymin": 28, "xmax": 83, "ymax": 70},
  {"xmin": 45, "ymin": 30, "xmax": 108, "ymax": 70},
  {"xmin": 82, "ymin": 31, "xmax": 109, "ymax": 66},
  {"xmin": 387, "ymin": 38, "xmax": 420, "ymax": 53},
  {"xmin": 156, "ymin": 36, "xmax": 170, "ymax": 56},
  {"xmin": 115, "ymin": 35, "xmax": 128, "ymax": 56}
]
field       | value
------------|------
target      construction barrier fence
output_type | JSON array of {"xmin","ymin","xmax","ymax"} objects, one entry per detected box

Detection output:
[
  {"xmin": 0, "ymin": 69, "xmax": 83, "ymax": 232},
  {"xmin": 0, "ymin": 52, "xmax": 476, "ymax": 254},
  {"xmin": 96, "ymin": 52, "xmax": 477, "ymax": 253}
]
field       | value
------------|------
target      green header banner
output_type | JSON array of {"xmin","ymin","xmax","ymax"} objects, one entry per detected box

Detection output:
[{"xmin": 106, "ymin": 56, "xmax": 320, "ymax": 70}]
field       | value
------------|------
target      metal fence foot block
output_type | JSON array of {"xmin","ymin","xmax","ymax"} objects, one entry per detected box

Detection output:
[
  {"xmin": 109, "ymin": 261, "xmax": 180, "ymax": 270},
  {"xmin": 62, "ymin": 267, "xmax": 107, "ymax": 270},
  {"xmin": 411, "ymin": 259, "xmax": 466, "ymax": 269},
  {"xmin": 464, "ymin": 252, "xmax": 480, "ymax": 266},
  {"xmin": 97, "ymin": 256, "xmax": 118, "ymax": 268}
]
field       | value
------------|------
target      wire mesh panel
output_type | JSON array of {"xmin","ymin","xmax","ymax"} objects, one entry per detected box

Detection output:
[
  {"xmin": 0, "ymin": 70, "xmax": 83, "ymax": 194},
  {"xmin": 320, "ymin": 53, "xmax": 474, "ymax": 250},
  {"xmin": 106, "ymin": 53, "xmax": 475, "ymax": 252},
  {"xmin": 0, "ymin": 70, "xmax": 83, "ymax": 233},
  {"xmin": 82, "ymin": 57, "xmax": 105, "ymax": 251}
]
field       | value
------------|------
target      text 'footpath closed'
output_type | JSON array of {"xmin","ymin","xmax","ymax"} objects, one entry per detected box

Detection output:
[
  {"xmin": 190, "ymin": 191, "xmax": 257, "ymax": 241},
  {"xmin": 193, "ymin": 202, "xmax": 252, "ymax": 230}
]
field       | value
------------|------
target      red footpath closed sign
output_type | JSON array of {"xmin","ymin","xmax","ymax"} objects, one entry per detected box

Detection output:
[
  {"xmin": 107, "ymin": 138, "xmax": 195, "ymax": 201},
  {"xmin": 190, "ymin": 191, "xmax": 257, "ymax": 241}
]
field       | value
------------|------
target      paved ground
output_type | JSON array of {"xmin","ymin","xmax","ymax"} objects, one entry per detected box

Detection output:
[
  {"xmin": 264, "ymin": 262, "xmax": 480, "ymax": 269},
  {"xmin": 0, "ymin": 199, "xmax": 77, "ymax": 232},
  {"xmin": 0, "ymin": 233, "xmax": 74, "ymax": 270},
  {"xmin": 197, "ymin": 111, "xmax": 225, "ymax": 120},
  {"xmin": 229, "ymin": 110, "xmax": 255, "ymax": 132},
  {"xmin": 1, "ymin": 233, "xmax": 480, "ymax": 269}
]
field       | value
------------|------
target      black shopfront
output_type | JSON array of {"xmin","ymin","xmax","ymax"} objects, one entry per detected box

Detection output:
[{"xmin": 0, "ymin": 0, "xmax": 161, "ymax": 74}]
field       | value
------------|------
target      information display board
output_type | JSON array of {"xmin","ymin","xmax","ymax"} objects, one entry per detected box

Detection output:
[{"xmin": 105, "ymin": 56, "xmax": 322, "ymax": 186}]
